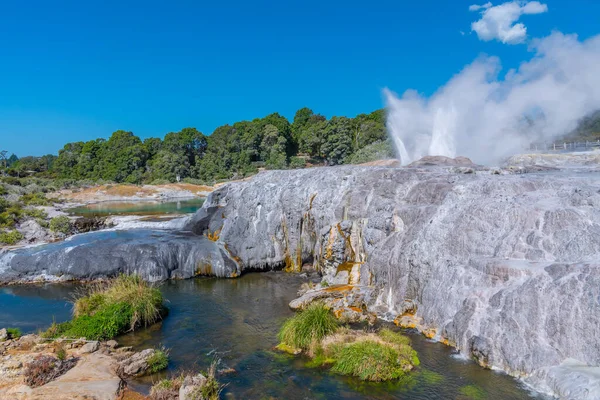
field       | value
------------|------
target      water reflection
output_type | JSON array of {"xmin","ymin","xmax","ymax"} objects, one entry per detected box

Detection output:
[{"xmin": 67, "ymin": 198, "xmax": 205, "ymax": 217}]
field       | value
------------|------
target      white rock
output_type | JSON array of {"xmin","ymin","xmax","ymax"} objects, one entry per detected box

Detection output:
[{"xmin": 79, "ymin": 341, "xmax": 100, "ymax": 354}]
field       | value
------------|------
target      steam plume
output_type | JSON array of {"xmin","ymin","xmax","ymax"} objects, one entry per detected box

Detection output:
[{"xmin": 385, "ymin": 32, "xmax": 600, "ymax": 165}]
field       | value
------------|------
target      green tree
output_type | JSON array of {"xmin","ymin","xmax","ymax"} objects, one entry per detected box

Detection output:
[
  {"xmin": 261, "ymin": 124, "xmax": 288, "ymax": 169},
  {"xmin": 97, "ymin": 131, "xmax": 148, "ymax": 183},
  {"xmin": 321, "ymin": 117, "xmax": 353, "ymax": 165},
  {"xmin": 298, "ymin": 117, "xmax": 327, "ymax": 157},
  {"xmin": 143, "ymin": 138, "xmax": 163, "ymax": 159},
  {"xmin": 147, "ymin": 150, "xmax": 190, "ymax": 182},
  {"xmin": 54, "ymin": 142, "xmax": 85, "ymax": 178}
]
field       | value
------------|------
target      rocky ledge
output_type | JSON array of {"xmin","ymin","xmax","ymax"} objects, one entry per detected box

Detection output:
[{"xmin": 0, "ymin": 333, "xmax": 165, "ymax": 400}]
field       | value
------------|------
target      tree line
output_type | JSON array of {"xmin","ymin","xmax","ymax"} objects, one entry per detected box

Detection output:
[{"xmin": 2, "ymin": 108, "xmax": 392, "ymax": 184}]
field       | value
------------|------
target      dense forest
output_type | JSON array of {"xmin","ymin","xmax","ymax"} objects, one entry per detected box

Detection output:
[
  {"xmin": 3, "ymin": 108, "xmax": 600, "ymax": 185},
  {"xmin": 0, "ymin": 108, "xmax": 391, "ymax": 184}
]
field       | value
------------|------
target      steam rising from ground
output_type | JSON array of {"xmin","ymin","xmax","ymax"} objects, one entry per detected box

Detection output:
[{"xmin": 385, "ymin": 32, "xmax": 600, "ymax": 165}]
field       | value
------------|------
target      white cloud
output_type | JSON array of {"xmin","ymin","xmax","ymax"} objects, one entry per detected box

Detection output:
[
  {"xmin": 384, "ymin": 32, "xmax": 600, "ymax": 165},
  {"xmin": 469, "ymin": 2, "xmax": 492, "ymax": 11},
  {"xmin": 469, "ymin": 1, "xmax": 548, "ymax": 45}
]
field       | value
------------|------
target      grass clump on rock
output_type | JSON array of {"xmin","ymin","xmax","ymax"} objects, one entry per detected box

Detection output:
[
  {"xmin": 323, "ymin": 328, "xmax": 419, "ymax": 382},
  {"xmin": 6, "ymin": 327, "xmax": 22, "ymax": 339},
  {"xmin": 44, "ymin": 274, "xmax": 165, "ymax": 340},
  {"xmin": 278, "ymin": 302, "xmax": 339, "ymax": 354},
  {"xmin": 277, "ymin": 305, "xmax": 419, "ymax": 382},
  {"xmin": 147, "ymin": 346, "xmax": 170, "ymax": 374},
  {"xmin": 150, "ymin": 375, "xmax": 184, "ymax": 400},
  {"xmin": 149, "ymin": 361, "xmax": 222, "ymax": 400}
]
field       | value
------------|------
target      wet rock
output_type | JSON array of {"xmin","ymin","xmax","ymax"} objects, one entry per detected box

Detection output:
[
  {"xmin": 470, "ymin": 336, "xmax": 492, "ymax": 368},
  {"xmin": 289, "ymin": 287, "xmax": 346, "ymax": 310},
  {"xmin": 0, "ymin": 229, "xmax": 240, "ymax": 283},
  {"xmin": 179, "ymin": 373, "xmax": 207, "ymax": 400},
  {"xmin": 117, "ymin": 348, "xmax": 156, "ymax": 377},
  {"xmin": 105, "ymin": 340, "xmax": 118, "ymax": 349},
  {"xmin": 73, "ymin": 217, "xmax": 111, "ymax": 233}
]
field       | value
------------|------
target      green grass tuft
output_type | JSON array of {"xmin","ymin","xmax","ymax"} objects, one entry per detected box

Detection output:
[
  {"xmin": 6, "ymin": 327, "xmax": 22, "ymax": 339},
  {"xmin": 147, "ymin": 346, "xmax": 169, "ymax": 374},
  {"xmin": 44, "ymin": 274, "xmax": 164, "ymax": 340},
  {"xmin": 378, "ymin": 329, "xmax": 420, "ymax": 367},
  {"xmin": 198, "ymin": 361, "xmax": 222, "ymax": 400},
  {"xmin": 329, "ymin": 340, "xmax": 410, "ymax": 382},
  {"xmin": 378, "ymin": 328, "xmax": 411, "ymax": 346},
  {"xmin": 278, "ymin": 302, "xmax": 339, "ymax": 353}
]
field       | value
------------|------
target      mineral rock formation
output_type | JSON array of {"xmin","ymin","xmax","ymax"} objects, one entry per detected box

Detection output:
[
  {"xmin": 189, "ymin": 164, "xmax": 600, "ymax": 399},
  {"xmin": 2, "ymin": 158, "xmax": 600, "ymax": 398},
  {"xmin": 0, "ymin": 229, "xmax": 240, "ymax": 283}
]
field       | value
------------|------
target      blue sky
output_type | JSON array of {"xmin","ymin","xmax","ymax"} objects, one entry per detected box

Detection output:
[{"xmin": 1, "ymin": 0, "xmax": 599, "ymax": 156}]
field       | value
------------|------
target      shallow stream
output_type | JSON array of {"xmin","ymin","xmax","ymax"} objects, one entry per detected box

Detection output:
[{"xmin": 0, "ymin": 273, "xmax": 547, "ymax": 400}]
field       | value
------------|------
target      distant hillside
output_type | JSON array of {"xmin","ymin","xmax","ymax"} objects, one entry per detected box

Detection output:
[{"xmin": 566, "ymin": 110, "xmax": 600, "ymax": 141}]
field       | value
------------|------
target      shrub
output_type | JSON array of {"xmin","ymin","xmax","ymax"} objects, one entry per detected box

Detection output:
[
  {"xmin": 0, "ymin": 205, "xmax": 23, "ymax": 228},
  {"xmin": 346, "ymin": 140, "xmax": 395, "ymax": 164},
  {"xmin": 1, "ymin": 177, "xmax": 22, "ymax": 186},
  {"xmin": 278, "ymin": 302, "xmax": 339, "ymax": 353},
  {"xmin": 23, "ymin": 208, "xmax": 48, "ymax": 220},
  {"xmin": 49, "ymin": 216, "xmax": 71, "ymax": 234},
  {"xmin": 0, "ymin": 198, "xmax": 10, "ymax": 213},
  {"xmin": 6, "ymin": 327, "xmax": 22, "ymax": 339},
  {"xmin": 45, "ymin": 275, "xmax": 164, "ymax": 340},
  {"xmin": 0, "ymin": 185, "xmax": 6, "ymax": 195},
  {"xmin": 55, "ymin": 343, "xmax": 67, "ymax": 361},
  {"xmin": 149, "ymin": 179, "xmax": 171, "ymax": 185},
  {"xmin": 147, "ymin": 347, "xmax": 169, "ymax": 374},
  {"xmin": 0, "ymin": 230, "xmax": 24, "ymax": 245},
  {"xmin": 289, "ymin": 156, "xmax": 307, "ymax": 169},
  {"xmin": 24, "ymin": 355, "xmax": 78, "ymax": 387},
  {"xmin": 182, "ymin": 177, "xmax": 206, "ymax": 185},
  {"xmin": 20, "ymin": 192, "xmax": 50, "ymax": 206}
]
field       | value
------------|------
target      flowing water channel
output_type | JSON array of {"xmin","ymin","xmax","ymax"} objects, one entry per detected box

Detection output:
[{"xmin": 0, "ymin": 273, "xmax": 547, "ymax": 400}]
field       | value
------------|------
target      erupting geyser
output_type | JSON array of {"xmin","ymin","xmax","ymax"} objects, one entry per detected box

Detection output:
[{"xmin": 384, "ymin": 32, "xmax": 600, "ymax": 165}]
